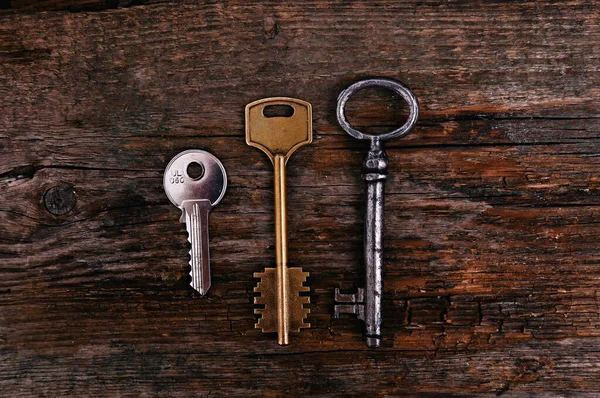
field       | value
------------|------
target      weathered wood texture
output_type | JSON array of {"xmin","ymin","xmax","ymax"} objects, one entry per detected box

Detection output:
[
  {"xmin": 1, "ymin": 1, "xmax": 599, "ymax": 396},
  {"xmin": 0, "ymin": 0, "xmax": 150, "ymax": 14}
]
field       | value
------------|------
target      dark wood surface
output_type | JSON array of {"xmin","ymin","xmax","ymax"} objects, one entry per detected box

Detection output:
[{"xmin": 1, "ymin": 1, "xmax": 599, "ymax": 396}]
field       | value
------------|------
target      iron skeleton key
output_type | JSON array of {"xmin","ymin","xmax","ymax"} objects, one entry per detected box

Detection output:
[{"xmin": 333, "ymin": 78, "xmax": 419, "ymax": 348}]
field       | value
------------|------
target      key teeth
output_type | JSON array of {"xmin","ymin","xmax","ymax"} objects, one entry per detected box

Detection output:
[
  {"xmin": 188, "ymin": 256, "xmax": 200, "ymax": 295},
  {"xmin": 189, "ymin": 260, "xmax": 196, "ymax": 292},
  {"xmin": 294, "ymin": 306, "xmax": 311, "ymax": 331},
  {"xmin": 253, "ymin": 268, "xmax": 311, "ymax": 333},
  {"xmin": 188, "ymin": 250, "xmax": 209, "ymax": 295},
  {"xmin": 252, "ymin": 269, "xmax": 277, "ymax": 332},
  {"xmin": 187, "ymin": 223, "xmax": 199, "ymax": 295},
  {"xmin": 287, "ymin": 268, "xmax": 310, "ymax": 331}
]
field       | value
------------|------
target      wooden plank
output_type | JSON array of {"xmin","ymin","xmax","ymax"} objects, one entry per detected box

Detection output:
[
  {"xmin": 1, "ymin": 1, "xmax": 599, "ymax": 395},
  {"xmin": 3, "ymin": 0, "xmax": 108, "ymax": 13}
]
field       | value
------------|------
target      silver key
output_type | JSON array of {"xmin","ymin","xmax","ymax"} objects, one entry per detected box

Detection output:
[
  {"xmin": 164, "ymin": 150, "xmax": 227, "ymax": 295},
  {"xmin": 334, "ymin": 78, "xmax": 419, "ymax": 348}
]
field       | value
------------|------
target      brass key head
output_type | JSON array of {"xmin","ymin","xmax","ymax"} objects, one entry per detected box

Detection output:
[{"xmin": 245, "ymin": 97, "xmax": 313, "ymax": 164}]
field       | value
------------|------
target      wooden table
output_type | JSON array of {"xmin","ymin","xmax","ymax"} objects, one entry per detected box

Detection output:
[{"xmin": 1, "ymin": 1, "xmax": 599, "ymax": 395}]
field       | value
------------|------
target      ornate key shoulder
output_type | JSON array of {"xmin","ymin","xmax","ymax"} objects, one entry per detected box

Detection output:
[
  {"xmin": 334, "ymin": 78, "xmax": 419, "ymax": 348},
  {"xmin": 246, "ymin": 97, "xmax": 312, "ymax": 345},
  {"xmin": 164, "ymin": 150, "xmax": 227, "ymax": 295}
]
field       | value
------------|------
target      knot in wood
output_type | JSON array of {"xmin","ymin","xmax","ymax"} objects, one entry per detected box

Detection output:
[
  {"xmin": 44, "ymin": 185, "xmax": 77, "ymax": 216},
  {"xmin": 263, "ymin": 17, "xmax": 278, "ymax": 39}
]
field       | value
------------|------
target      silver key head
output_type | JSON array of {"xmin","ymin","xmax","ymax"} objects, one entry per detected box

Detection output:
[{"xmin": 164, "ymin": 150, "xmax": 227, "ymax": 208}]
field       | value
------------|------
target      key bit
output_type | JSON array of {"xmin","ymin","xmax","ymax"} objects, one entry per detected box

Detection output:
[
  {"xmin": 334, "ymin": 288, "xmax": 365, "ymax": 321},
  {"xmin": 254, "ymin": 268, "xmax": 310, "ymax": 333},
  {"xmin": 334, "ymin": 78, "xmax": 419, "ymax": 348},
  {"xmin": 246, "ymin": 97, "xmax": 312, "ymax": 345},
  {"xmin": 164, "ymin": 150, "xmax": 227, "ymax": 295}
]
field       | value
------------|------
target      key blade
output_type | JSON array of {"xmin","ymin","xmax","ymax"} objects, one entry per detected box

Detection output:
[
  {"xmin": 287, "ymin": 267, "xmax": 311, "ymax": 331},
  {"xmin": 254, "ymin": 267, "xmax": 310, "ymax": 333},
  {"xmin": 254, "ymin": 268, "xmax": 277, "ymax": 333},
  {"xmin": 245, "ymin": 97, "xmax": 312, "ymax": 164},
  {"xmin": 181, "ymin": 199, "xmax": 212, "ymax": 295}
]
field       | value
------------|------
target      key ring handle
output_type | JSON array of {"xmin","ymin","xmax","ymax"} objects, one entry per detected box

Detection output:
[{"xmin": 336, "ymin": 78, "xmax": 419, "ymax": 142}]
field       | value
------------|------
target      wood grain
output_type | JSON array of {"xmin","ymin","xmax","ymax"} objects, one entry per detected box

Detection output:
[{"xmin": 1, "ymin": 1, "xmax": 599, "ymax": 395}]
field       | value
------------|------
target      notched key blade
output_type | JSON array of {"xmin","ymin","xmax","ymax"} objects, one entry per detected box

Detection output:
[
  {"xmin": 287, "ymin": 267, "xmax": 311, "ymax": 331},
  {"xmin": 254, "ymin": 268, "xmax": 278, "ymax": 332},
  {"xmin": 253, "ymin": 268, "xmax": 310, "ymax": 332},
  {"xmin": 181, "ymin": 199, "xmax": 212, "ymax": 296}
]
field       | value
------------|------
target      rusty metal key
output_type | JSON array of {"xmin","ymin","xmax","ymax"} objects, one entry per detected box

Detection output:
[
  {"xmin": 246, "ymin": 97, "xmax": 312, "ymax": 345},
  {"xmin": 334, "ymin": 78, "xmax": 419, "ymax": 348}
]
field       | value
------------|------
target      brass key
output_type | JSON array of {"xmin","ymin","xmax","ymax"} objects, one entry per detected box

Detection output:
[{"xmin": 246, "ymin": 97, "xmax": 312, "ymax": 345}]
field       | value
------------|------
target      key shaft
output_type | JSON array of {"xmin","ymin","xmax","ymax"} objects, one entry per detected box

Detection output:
[
  {"xmin": 274, "ymin": 154, "xmax": 290, "ymax": 344},
  {"xmin": 362, "ymin": 141, "xmax": 387, "ymax": 347}
]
